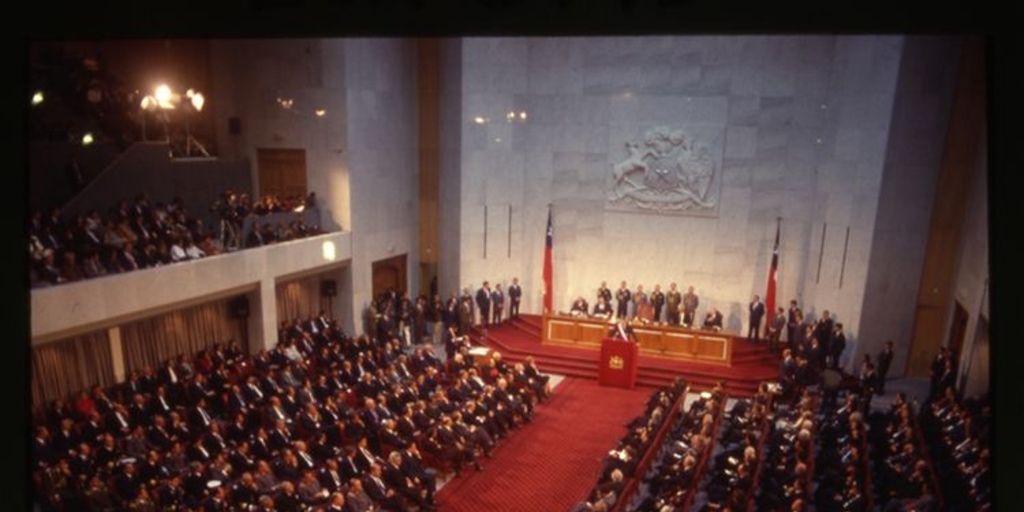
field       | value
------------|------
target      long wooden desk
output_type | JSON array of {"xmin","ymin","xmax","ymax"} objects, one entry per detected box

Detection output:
[{"xmin": 542, "ymin": 314, "xmax": 734, "ymax": 366}]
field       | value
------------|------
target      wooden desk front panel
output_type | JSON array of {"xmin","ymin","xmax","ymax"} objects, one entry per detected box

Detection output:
[{"xmin": 542, "ymin": 315, "xmax": 732, "ymax": 365}]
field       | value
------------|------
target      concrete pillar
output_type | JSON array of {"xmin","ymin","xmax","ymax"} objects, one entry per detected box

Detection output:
[{"xmin": 251, "ymin": 278, "xmax": 278, "ymax": 353}]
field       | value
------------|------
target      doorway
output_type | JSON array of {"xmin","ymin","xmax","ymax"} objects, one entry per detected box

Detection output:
[
  {"xmin": 256, "ymin": 148, "xmax": 307, "ymax": 199},
  {"xmin": 372, "ymin": 254, "xmax": 408, "ymax": 300}
]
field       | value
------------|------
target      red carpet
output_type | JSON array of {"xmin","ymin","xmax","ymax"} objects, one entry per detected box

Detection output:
[{"xmin": 435, "ymin": 377, "xmax": 651, "ymax": 512}]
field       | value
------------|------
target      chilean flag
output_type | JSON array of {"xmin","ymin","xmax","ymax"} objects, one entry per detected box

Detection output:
[
  {"xmin": 765, "ymin": 220, "xmax": 780, "ymax": 319},
  {"xmin": 543, "ymin": 209, "xmax": 553, "ymax": 314}
]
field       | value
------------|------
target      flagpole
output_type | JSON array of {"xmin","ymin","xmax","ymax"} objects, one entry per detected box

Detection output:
[{"xmin": 543, "ymin": 204, "xmax": 554, "ymax": 316}]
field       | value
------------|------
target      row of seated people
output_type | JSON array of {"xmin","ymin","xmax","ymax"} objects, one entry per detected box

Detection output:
[
  {"xmin": 32, "ymin": 318, "xmax": 550, "ymax": 512},
  {"xmin": 868, "ymin": 392, "xmax": 941, "ymax": 512},
  {"xmin": 696, "ymin": 383, "xmax": 775, "ymax": 512},
  {"xmin": 755, "ymin": 388, "xmax": 820, "ymax": 512},
  {"xmin": 812, "ymin": 392, "xmax": 872, "ymax": 512},
  {"xmin": 210, "ymin": 190, "xmax": 320, "ymax": 250},
  {"xmin": 29, "ymin": 190, "xmax": 322, "ymax": 288},
  {"xmin": 571, "ymin": 380, "xmax": 688, "ymax": 512},
  {"xmin": 628, "ymin": 383, "xmax": 726, "ymax": 512},
  {"xmin": 918, "ymin": 386, "xmax": 990, "ymax": 512}
]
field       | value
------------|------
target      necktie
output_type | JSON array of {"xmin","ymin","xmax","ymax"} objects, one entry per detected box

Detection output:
[{"xmin": 301, "ymin": 452, "xmax": 313, "ymax": 467}]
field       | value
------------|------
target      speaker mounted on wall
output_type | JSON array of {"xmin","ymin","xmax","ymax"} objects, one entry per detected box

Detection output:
[
  {"xmin": 321, "ymin": 279, "xmax": 337, "ymax": 297},
  {"xmin": 230, "ymin": 296, "xmax": 250, "ymax": 319}
]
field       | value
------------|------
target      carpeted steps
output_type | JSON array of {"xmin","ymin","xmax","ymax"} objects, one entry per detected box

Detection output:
[{"xmin": 472, "ymin": 315, "xmax": 780, "ymax": 397}]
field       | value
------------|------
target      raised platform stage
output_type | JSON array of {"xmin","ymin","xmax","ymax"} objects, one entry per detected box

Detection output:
[{"xmin": 472, "ymin": 314, "xmax": 779, "ymax": 397}]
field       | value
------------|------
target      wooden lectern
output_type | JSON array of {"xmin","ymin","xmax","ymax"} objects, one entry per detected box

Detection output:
[{"xmin": 599, "ymin": 338, "xmax": 640, "ymax": 389}]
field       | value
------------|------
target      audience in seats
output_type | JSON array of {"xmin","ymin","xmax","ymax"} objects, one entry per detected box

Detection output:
[
  {"xmin": 571, "ymin": 380, "xmax": 686, "ymax": 512},
  {"xmin": 755, "ymin": 389, "xmax": 818, "ymax": 511},
  {"xmin": 31, "ymin": 312, "xmax": 555, "ymax": 512},
  {"xmin": 697, "ymin": 383, "xmax": 773, "ymax": 511},
  {"xmin": 30, "ymin": 190, "xmax": 324, "ymax": 288}
]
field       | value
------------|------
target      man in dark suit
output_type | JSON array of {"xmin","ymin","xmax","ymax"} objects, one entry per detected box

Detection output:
[
  {"xmin": 748, "ymin": 295, "xmax": 766, "ymax": 342},
  {"xmin": 767, "ymin": 307, "xmax": 786, "ymax": 354},
  {"xmin": 703, "ymin": 307, "xmax": 723, "ymax": 331},
  {"xmin": 364, "ymin": 463, "xmax": 410, "ymax": 512},
  {"xmin": 786, "ymin": 300, "xmax": 802, "ymax": 347},
  {"xmin": 476, "ymin": 282, "xmax": 492, "ymax": 327},
  {"xmin": 877, "ymin": 340, "xmax": 894, "ymax": 395},
  {"xmin": 828, "ymin": 322, "xmax": 846, "ymax": 370},
  {"xmin": 665, "ymin": 283, "xmax": 682, "ymax": 326},
  {"xmin": 457, "ymin": 296, "xmax": 473, "ymax": 336},
  {"xmin": 650, "ymin": 284, "xmax": 666, "ymax": 324},
  {"xmin": 682, "ymin": 286, "xmax": 699, "ymax": 327},
  {"xmin": 491, "ymin": 284, "xmax": 505, "ymax": 324},
  {"xmin": 615, "ymin": 281, "xmax": 631, "ymax": 320},
  {"xmin": 608, "ymin": 320, "xmax": 638, "ymax": 343},
  {"xmin": 814, "ymin": 310, "xmax": 835, "ymax": 354},
  {"xmin": 508, "ymin": 277, "xmax": 522, "ymax": 319}
]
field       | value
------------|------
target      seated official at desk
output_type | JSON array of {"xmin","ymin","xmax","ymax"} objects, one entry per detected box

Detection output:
[
  {"xmin": 592, "ymin": 297, "xmax": 614, "ymax": 319},
  {"xmin": 570, "ymin": 296, "xmax": 590, "ymax": 317},
  {"xmin": 702, "ymin": 307, "xmax": 723, "ymax": 331},
  {"xmin": 608, "ymin": 320, "xmax": 639, "ymax": 342}
]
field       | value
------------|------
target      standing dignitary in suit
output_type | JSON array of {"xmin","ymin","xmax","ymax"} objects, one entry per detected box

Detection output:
[
  {"xmin": 666, "ymin": 283, "xmax": 682, "ymax": 326},
  {"xmin": 828, "ymin": 322, "xmax": 846, "ymax": 370},
  {"xmin": 597, "ymin": 281, "xmax": 613, "ymax": 308},
  {"xmin": 476, "ymin": 282, "xmax": 492, "ymax": 327},
  {"xmin": 748, "ymin": 295, "xmax": 766, "ymax": 342},
  {"xmin": 877, "ymin": 340, "xmax": 895, "ymax": 395},
  {"xmin": 457, "ymin": 296, "xmax": 473, "ymax": 337},
  {"xmin": 767, "ymin": 307, "xmax": 786, "ymax": 354},
  {"xmin": 615, "ymin": 281, "xmax": 632, "ymax": 320},
  {"xmin": 650, "ymin": 284, "xmax": 666, "ymax": 324},
  {"xmin": 787, "ymin": 300, "xmax": 802, "ymax": 348},
  {"xmin": 508, "ymin": 277, "xmax": 522, "ymax": 319},
  {"xmin": 682, "ymin": 286, "xmax": 699, "ymax": 327},
  {"xmin": 491, "ymin": 284, "xmax": 505, "ymax": 324}
]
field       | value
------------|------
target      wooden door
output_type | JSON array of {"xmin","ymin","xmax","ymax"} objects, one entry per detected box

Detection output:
[
  {"xmin": 256, "ymin": 148, "xmax": 307, "ymax": 199},
  {"xmin": 372, "ymin": 254, "xmax": 407, "ymax": 299}
]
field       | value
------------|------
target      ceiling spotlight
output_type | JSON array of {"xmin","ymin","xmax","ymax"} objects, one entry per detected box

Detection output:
[
  {"xmin": 31, "ymin": 91, "xmax": 44, "ymax": 106},
  {"xmin": 186, "ymin": 89, "xmax": 195, "ymax": 98},
  {"xmin": 190, "ymin": 92, "xmax": 205, "ymax": 112},
  {"xmin": 82, "ymin": 133, "xmax": 94, "ymax": 146},
  {"xmin": 519, "ymin": 111, "xmax": 527, "ymax": 120},
  {"xmin": 315, "ymin": 110, "xmax": 326, "ymax": 117},
  {"xmin": 473, "ymin": 116, "xmax": 487, "ymax": 124}
]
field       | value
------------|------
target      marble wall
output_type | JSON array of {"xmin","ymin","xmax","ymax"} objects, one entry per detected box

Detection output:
[
  {"xmin": 342, "ymin": 39, "xmax": 421, "ymax": 321},
  {"xmin": 210, "ymin": 39, "xmax": 420, "ymax": 331},
  {"xmin": 438, "ymin": 39, "xmax": 464, "ymax": 299},
  {"xmin": 856, "ymin": 36, "xmax": 962, "ymax": 374},
  {"xmin": 210, "ymin": 39, "xmax": 350, "ymax": 233},
  {"xmin": 442, "ymin": 36, "xmax": 932, "ymax": 349}
]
